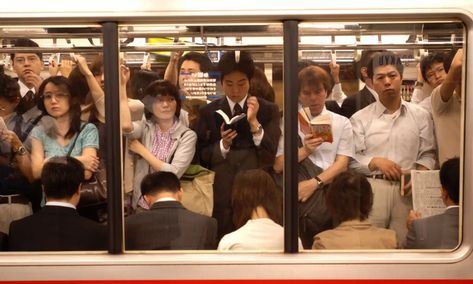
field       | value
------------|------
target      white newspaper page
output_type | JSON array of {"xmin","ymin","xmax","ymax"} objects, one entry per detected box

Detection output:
[{"xmin": 411, "ymin": 170, "xmax": 446, "ymax": 218}]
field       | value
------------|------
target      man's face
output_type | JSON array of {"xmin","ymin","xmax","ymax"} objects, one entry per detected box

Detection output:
[
  {"xmin": 12, "ymin": 53, "xmax": 43, "ymax": 83},
  {"xmin": 222, "ymin": 71, "xmax": 249, "ymax": 104},
  {"xmin": 298, "ymin": 82, "xmax": 327, "ymax": 117},
  {"xmin": 372, "ymin": 65, "xmax": 402, "ymax": 102},
  {"xmin": 179, "ymin": 60, "xmax": 201, "ymax": 90},
  {"xmin": 425, "ymin": 62, "xmax": 447, "ymax": 88}
]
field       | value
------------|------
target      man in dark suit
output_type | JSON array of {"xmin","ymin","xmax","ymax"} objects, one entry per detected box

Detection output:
[
  {"xmin": 340, "ymin": 50, "xmax": 384, "ymax": 118},
  {"xmin": 125, "ymin": 171, "xmax": 217, "ymax": 250},
  {"xmin": 404, "ymin": 157, "xmax": 460, "ymax": 249},
  {"xmin": 8, "ymin": 156, "xmax": 106, "ymax": 251},
  {"xmin": 196, "ymin": 51, "xmax": 281, "ymax": 239}
]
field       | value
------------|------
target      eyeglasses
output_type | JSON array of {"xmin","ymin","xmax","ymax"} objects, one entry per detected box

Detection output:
[
  {"xmin": 42, "ymin": 93, "xmax": 70, "ymax": 101},
  {"xmin": 426, "ymin": 66, "xmax": 446, "ymax": 79},
  {"xmin": 14, "ymin": 56, "xmax": 40, "ymax": 65}
]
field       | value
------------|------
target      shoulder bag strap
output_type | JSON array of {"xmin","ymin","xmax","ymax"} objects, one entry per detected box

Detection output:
[{"xmin": 66, "ymin": 123, "xmax": 88, "ymax": 157}]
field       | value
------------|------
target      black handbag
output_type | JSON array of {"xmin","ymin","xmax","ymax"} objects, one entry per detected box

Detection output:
[{"xmin": 67, "ymin": 124, "xmax": 107, "ymax": 208}]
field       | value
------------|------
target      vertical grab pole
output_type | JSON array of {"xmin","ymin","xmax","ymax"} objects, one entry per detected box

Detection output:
[
  {"xmin": 283, "ymin": 20, "xmax": 300, "ymax": 253},
  {"xmin": 102, "ymin": 22, "xmax": 123, "ymax": 254}
]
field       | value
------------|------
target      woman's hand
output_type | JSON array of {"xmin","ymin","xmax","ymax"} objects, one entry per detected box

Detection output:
[
  {"xmin": 128, "ymin": 139, "xmax": 146, "ymax": 156},
  {"xmin": 76, "ymin": 155, "xmax": 100, "ymax": 172}
]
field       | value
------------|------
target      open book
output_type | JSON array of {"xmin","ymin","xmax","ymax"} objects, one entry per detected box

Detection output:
[
  {"xmin": 298, "ymin": 108, "xmax": 333, "ymax": 143},
  {"xmin": 215, "ymin": 109, "xmax": 246, "ymax": 130},
  {"xmin": 411, "ymin": 170, "xmax": 446, "ymax": 218}
]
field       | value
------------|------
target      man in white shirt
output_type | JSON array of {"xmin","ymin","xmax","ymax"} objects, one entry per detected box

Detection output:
[
  {"xmin": 273, "ymin": 65, "xmax": 354, "ymax": 248},
  {"xmin": 9, "ymin": 156, "xmax": 106, "ymax": 251},
  {"xmin": 350, "ymin": 51, "xmax": 437, "ymax": 243}
]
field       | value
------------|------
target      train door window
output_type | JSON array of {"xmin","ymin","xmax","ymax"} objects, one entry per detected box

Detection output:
[
  {"xmin": 296, "ymin": 21, "xmax": 465, "ymax": 251},
  {"xmin": 0, "ymin": 25, "xmax": 108, "ymax": 252},
  {"xmin": 118, "ymin": 23, "xmax": 286, "ymax": 252}
]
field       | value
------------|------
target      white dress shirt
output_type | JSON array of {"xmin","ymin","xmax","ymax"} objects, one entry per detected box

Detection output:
[{"xmin": 350, "ymin": 100, "xmax": 437, "ymax": 175}]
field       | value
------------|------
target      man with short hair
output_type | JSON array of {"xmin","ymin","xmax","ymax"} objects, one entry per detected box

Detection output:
[
  {"xmin": 404, "ymin": 157, "xmax": 460, "ymax": 249},
  {"xmin": 125, "ymin": 171, "xmax": 217, "ymax": 250},
  {"xmin": 350, "ymin": 51, "xmax": 437, "ymax": 243},
  {"xmin": 8, "ymin": 156, "xmax": 106, "ymax": 251}
]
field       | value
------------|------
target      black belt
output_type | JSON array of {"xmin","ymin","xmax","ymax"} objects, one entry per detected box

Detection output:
[
  {"xmin": 0, "ymin": 195, "xmax": 30, "ymax": 205},
  {"xmin": 367, "ymin": 174, "xmax": 388, "ymax": 180}
]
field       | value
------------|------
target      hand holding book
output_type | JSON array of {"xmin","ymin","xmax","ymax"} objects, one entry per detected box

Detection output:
[{"xmin": 298, "ymin": 108, "xmax": 333, "ymax": 143}]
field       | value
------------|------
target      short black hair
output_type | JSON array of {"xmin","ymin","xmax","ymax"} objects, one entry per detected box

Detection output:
[
  {"xmin": 127, "ymin": 69, "xmax": 160, "ymax": 100},
  {"xmin": 0, "ymin": 70, "xmax": 21, "ymax": 103},
  {"xmin": 420, "ymin": 53, "xmax": 449, "ymax": 83},
  {"xmin": 440, "ymin": 157, "xmax": 460, "ymax": 204},
  {"xmin": 326, "ymin": 171, "xmax": 373, "ymax": 222},
  {"xmin": 356, "ymin": 50, "xmax": 386, "ymax": 82},
  {"xmin": 367, "ymin": 51, "xmax": 404, "ymax": 80},
  {"xmin": 41, "ymin": 156, "xmax": 85, "ymax": 200},
  {"xmin": 141, "ymin": 171, "xmax": 181, "ymax": 197},
  {"xmin": 178, "ymin": 52, "xmax": 214, "ymax": 73},
  {"xmin": 11, "ymin": 38, "xmax": 42, "ymax": 61},
  {"xmin": 142, "ymin": 79, "xmax": 181, "ymax": 120},
  {"xmin": 218, "ymin": 50, "xmax": 255, "ymax": 82}
]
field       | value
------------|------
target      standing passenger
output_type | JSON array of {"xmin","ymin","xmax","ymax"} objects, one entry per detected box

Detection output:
[{"xmin": 196, "ymin": 51, "xmax": 281, "ymax": 238}]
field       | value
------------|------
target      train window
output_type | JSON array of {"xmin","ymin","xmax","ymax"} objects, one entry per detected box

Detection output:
[
  {"xmin": 0, "ymin": 25, "xmax": 109, "ymax": 252},
  {"xmin": 296, "ymin": 21, "xmax": 465, "ymax": 251},
  {"xmin": 118, "ymin": 23, "xmax": 286, "ymax": 252}
]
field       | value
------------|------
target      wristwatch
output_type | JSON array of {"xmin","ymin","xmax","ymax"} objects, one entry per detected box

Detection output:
[
  {"xmin": 13, "ymin": 145, "xmax": 27, "ymax": 156},
  {"xmin": 314, "ymin": 176, "xmax": 324, "ymax": 187},
  {"xmin": 251, "ymin": 123, "xmax": 263, "ymax": 135}
]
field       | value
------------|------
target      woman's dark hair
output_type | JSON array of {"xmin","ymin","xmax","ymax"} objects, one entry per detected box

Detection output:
[
  {"xmin": 249, "ymin": 66, "xmax": 275, "ymax": 102},
  {"xmin": 37, "ymin": 76, "xmax": 82, "ymax": 139},
  {"xmin": 0, "ymin": 69, "xmax": 21, "ymax": 102},
  {"xmin": 298, "ymin": 65, "xmax": 333, "ymax": 97},
  {"xmin": 178, "ymin": 52, "xmax": 214, "ymax": 74},
  {"xmin": 326, "ymin": 171, "xmax": 373, "ymax": 222},
  {"xmin": 142, "ymin": 80, "xmax": 181, "ymax": 120},
  {"xmin": 90, "ymin": 54, "xmax": 104, "ymax": 77},
  {"xmin": 231, "ymin": 169, "xmax": 282, "ymax": 228},
  {"xmin": 218, "ymin": 51, "xmax": 255, "ymax": 82}
]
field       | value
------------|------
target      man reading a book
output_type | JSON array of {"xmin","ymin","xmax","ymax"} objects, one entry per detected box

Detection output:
[
  {"xmin": 273, "ymin": 65, "xmax": 354, "ymax": 248},
  {"xmin": 350, "ymin": 51, "xmax": 436, "ymax": 245},
  {"xmin": 196, "ymin": 50, "xmax": 281, "ymax": 239}
]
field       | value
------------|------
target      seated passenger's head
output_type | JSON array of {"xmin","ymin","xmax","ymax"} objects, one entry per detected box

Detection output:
[
  {"xmin": 440, "ymin": 157, "xmax": 460, "ymax": 206},
  {"xmin": 326, "ymin": 171, "xmax": 373, "ymax": 223},
  {"xmin": 41, "ymin": 156, "xmax": 84, "ymax": 204},
  {"xmin": 0, "ymin": 68, "xmax": 21, "ymax": 116},
  {"xmin": 298, "ymin": 65, "xmax": 333, "ymax": 117},
  {"xmin": 218, "ymin": 50, "xmax": 255, "ymax": 104},
  {"xmin": 367, "ymin": 51, "xmax": 404, "ymax": 102},
  {"xmin": 140, "ymin": 171, "xmax": 182, "ymax": 207},
  {"xmin": 128, "ymin": 70, "xmax": 160, "ymax": 101},
  {"xmin": 142, "ymin": 80, "xmax": 181, "ymax": 121},
  {"xmin": 10, "ymin": 38, "xmax": 43, "ymax": 85},
  {"xmin": 178, "ymin": 52, "xmax": 214, "ymax": 90},
  {"xmin": 421, "ymin": 53, "xmax": 449, "ymax": 88},
  {"xmin": 231, "ymin": 169, "xmax": 282, "ymax": 228}
]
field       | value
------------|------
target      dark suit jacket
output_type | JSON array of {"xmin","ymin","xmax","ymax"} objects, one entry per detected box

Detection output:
[
  {"xmin": 8, "ymin": 205, "xmax": 106, "ymax": 251},
  {"xmin": 404, "ymin": 207, "xmax": 459, "ymax": 249},
  {"xmin": 325, "ymin": 100, "xmax": 343, "ymax": 115},
  {"xmin": 196, "ymin": 96, "xmax": 281, "ymax": 238},
  {"xmin": 340, "ymin": 86, "xmax": 376, "ymax": 118},
  {"xmin": 125, "ymin": 201, "xmax": 217, "ymax": 250}
]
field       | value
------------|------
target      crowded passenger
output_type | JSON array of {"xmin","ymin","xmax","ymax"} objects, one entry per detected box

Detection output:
[
  {"xmin": 123, "ymin": 80, "xmax": 196, "ymax": 210},
  {"xmin": 8, "ymin": 156, "xmax": 106, "ymax": 251},
  {"xmin": 273, "ymin": 65, "xmax": 354, "ymax": 248},
  {"xmin": 312, "ymin": 171, "xmax": 397, "ymax": 249},
  {"xmin": 0, "ymin": 69, "xmax": 34, "ymax": 235},
  {"xmin": 404, "ymin": 157, "xmax": 460, "ymax": 249},
  {"xmin": 350, "ymin": 51, "xmax": 437, "ymax": 244},
  {"xmin": 431, "ymin": 49, "xmax": 463, "ymax": 165},
  {"xmin": 196, "ymin": 50, "xmax": 281, "ymax": 239},
  {"xmin": 125, "ymin": 171, "xmax": 217, "ymax": 250},
  {"xmin": 218, "ymin": 169, "xmax": 302, "ymax": 250}
]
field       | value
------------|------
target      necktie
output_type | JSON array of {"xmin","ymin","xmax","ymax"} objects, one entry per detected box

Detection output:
[
  {"xmin": 233, "ymin": 103, "xmax": 243, "ymax": 116},
  {"xmin": 13, "ymin": 115, "xmax": 23, "ymax": 139},
  {"xmin": 17, "ymin": 90, "xmax": 35, "ymax": 115}
]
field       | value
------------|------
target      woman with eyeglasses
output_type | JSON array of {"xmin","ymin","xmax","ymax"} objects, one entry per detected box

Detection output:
[
  {"xmin": 30, "ymin": 76, "xmax": 99, "ymax": 180},
  {"xmin": 123, "ymin": 80, "xmax": 197, "ymax": 210}
]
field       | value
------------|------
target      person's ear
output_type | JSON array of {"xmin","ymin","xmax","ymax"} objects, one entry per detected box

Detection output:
[{"xmin": 176, "ymin": 188, "xmax": 184, "ymax": 202}]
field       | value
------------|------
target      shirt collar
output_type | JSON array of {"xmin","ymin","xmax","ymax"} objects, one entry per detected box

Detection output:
[
  {"xmin": 226, "ymin": 94, "xmax": 248, "ymax": 114},
  {"xmin": 45, "ymin": 201, "xmax": 76, "ymax": 209},
  {"xmin": 18, "ymin": 80, "xmax": 35, "ymax": 98},
  {"xmin": 373, "ymin": 99, "xmax": 407, "ymax": 118}
]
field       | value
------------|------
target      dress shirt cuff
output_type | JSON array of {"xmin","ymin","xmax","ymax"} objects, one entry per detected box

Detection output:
[
  {"xmin": 252, "ymin": 129, "xmax": 264, "ymax": 146},
  {"xmin": 219, "ymin": 139, "xmax": 230, "ymax": 158},
  {"xmin": 415, "ymin": 159, "xmax": 435, "ymax": 170}
]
